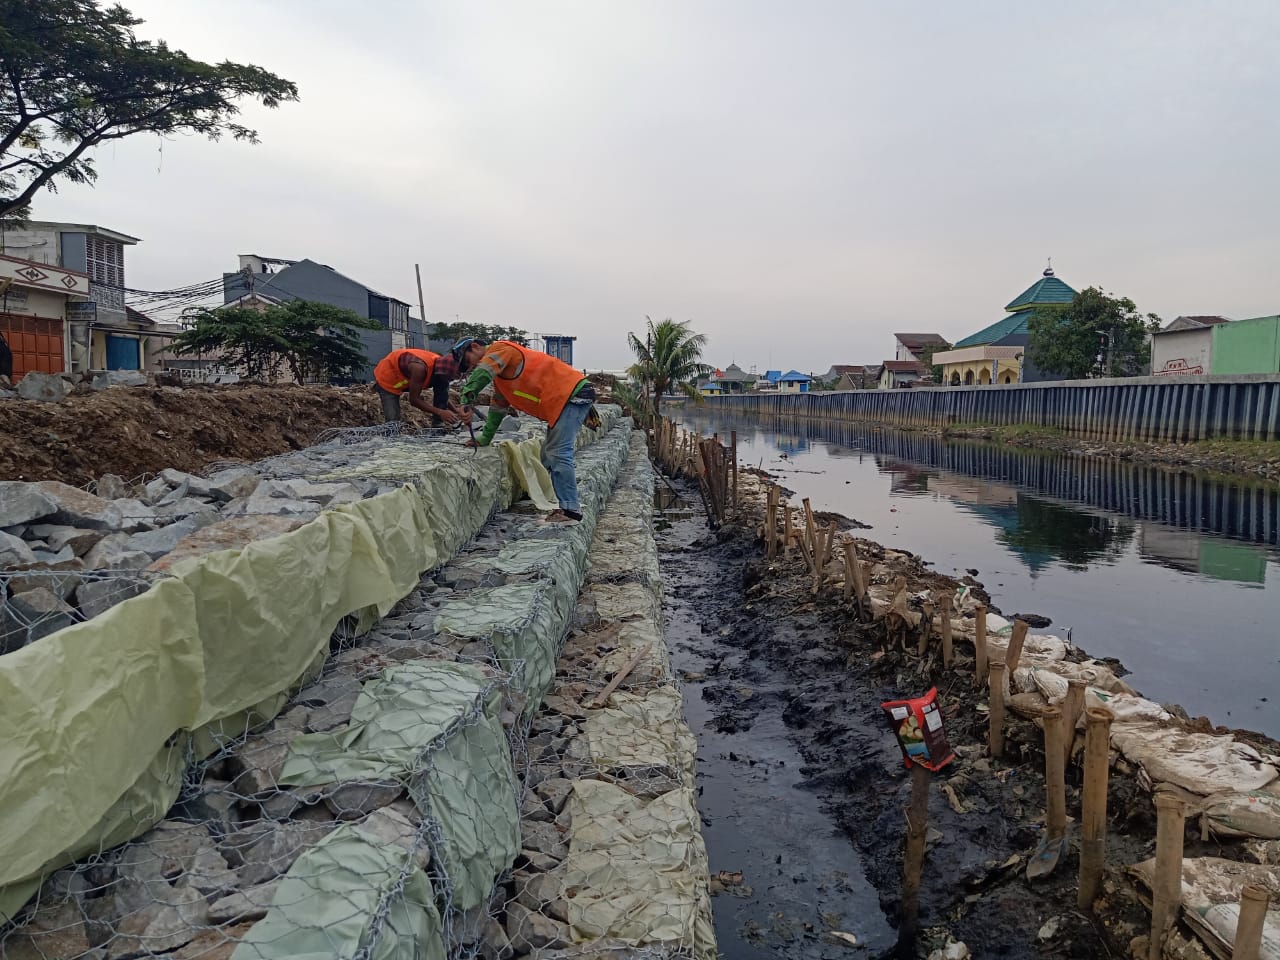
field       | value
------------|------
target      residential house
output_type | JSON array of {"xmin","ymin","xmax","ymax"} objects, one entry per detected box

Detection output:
[
  {"xmin": 778, "ymin": 370, "xmax": 813, "ymax": 393},
  {"xmin": 876, "ymin": 360, "xmax": 925, "ymax": 389},
  {"xmin": 1151, "ymin": 316, "xmax": 1231, "ymax": 376},
  {"xmin": 708, "ymin": 363, "xmax": 755, "ymax": 394},
  {"xmin": 0, "ymin": 252, "xmax": 90, "ymax": 379},
  {"xmin": 932, "ymin": 265, "xmax": 1077, "ymax": 385},
  {"xmin": 542, "ymin": 335, "xmax": 576, "ymax": 366},
  {"xmin": 697, "ymin": 379, "xmax": 723, "ymax": 396},
  {"xmin": 894, "ymin": 333, "xmax": 949, "ymax": 363},
  {"xmin": 757, "ymin": 370, "xmax": 783, "ymax": 392},
  {"xmin": 0, "ymin": 219, "xmax": 147, "ymax": 373},
  {"xmin": 823, "ymin": 364, "xmax": 875, "ymax": 390},
  {"xmin": 223, "ymin": 254, "xmax": 413, "ymax": 382}
]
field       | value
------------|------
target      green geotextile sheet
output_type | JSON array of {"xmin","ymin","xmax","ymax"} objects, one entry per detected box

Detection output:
[
  {"xmin": 0, "ymin": 427, "xmax": 564, "ymax": 920},
  {"xmin": 278, "ymin": 660, "xmax": 519, "ymax": 911},
  {"xmin": 559, "ymin": 779, "xmax": 716, "ymax": 959},
  {"xmin": 232, "ymin": 822, "xmax": 443, "ymax": 960}
]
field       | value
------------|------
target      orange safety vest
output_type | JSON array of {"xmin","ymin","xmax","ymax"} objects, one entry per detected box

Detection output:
[
  {"xmin": 373, "ymin": 348, "xmax": 439, "ymax": 395},
  {"xmin": 491, "ymin": 342, "xmax": 584, "ymax": 427}
]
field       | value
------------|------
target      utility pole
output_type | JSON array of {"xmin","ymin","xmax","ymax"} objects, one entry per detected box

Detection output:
[{"xmin": 414, "ymin": 264, "xmax": 427, "ymax": 340}]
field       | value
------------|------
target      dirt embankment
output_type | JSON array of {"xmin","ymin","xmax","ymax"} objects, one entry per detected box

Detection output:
[
  {"xmin": 942, "ymin": 423, "xmax": 1280, "ymax": 483},
  {"xmin": 0, "ymin": 383, "xmax": 435, "ymax": 485},
  {"xmin": 670, "ymin": 470, "xmax": 1279, "ymax": 958}
]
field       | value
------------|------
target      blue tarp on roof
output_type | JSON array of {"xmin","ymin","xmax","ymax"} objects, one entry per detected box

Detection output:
[{"xmin": 779, "ymin": 370, "xmax": 812, "ymax": 382}]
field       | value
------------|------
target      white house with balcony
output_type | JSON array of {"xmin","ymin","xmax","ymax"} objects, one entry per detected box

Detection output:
[{"xmin": 0, "ymin": 220, "xmax": 145, "ymax": 371}]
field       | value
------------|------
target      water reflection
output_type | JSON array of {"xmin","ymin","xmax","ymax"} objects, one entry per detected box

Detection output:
[{"xmin": 684, "ymin": 410, "xmax": 1279, "ymax": 585}]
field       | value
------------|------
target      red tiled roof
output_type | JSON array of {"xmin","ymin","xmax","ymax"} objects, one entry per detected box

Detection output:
[
  {"xmin": 1180, "ymin": 315, "xmax": 1231, "ymax": 326},
  {"xmin": 881, "ymin": 360, "xmax": 925, "ymax": 373}
]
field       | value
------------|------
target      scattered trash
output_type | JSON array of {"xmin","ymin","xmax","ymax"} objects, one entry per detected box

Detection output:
[
  {"xmin": 882, "ymin": 687, "xmax": 955, "ymax": 772},
  {"xmin": 927, "ymin": 940, "xmax": 971, "ymax": 959},
  {"xmin": 826, "ymin": 930, "xmax": 859, "ymax": 947}
]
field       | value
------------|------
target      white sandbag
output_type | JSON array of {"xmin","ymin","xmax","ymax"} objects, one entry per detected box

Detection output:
[
  {"xmin": 1007, "ymin": 691, "xmax": 1050, "ymax": 720},
  {"xmin": 1202, "ymin": 902, "xmax": 1280, "ymax": 960},
  {"xmin": 1129, "ymin": 857, "xmax": 1280, "ymax": 960},
  {"xmin": 1203, "ymin": 783, "xmax": 1280, "ymax": 840},
  {"xmin": 1084, "ymin": 688, "xmax": 1172, "ymax": 724},
  {"xmin": 987, "ymin": 631, "xmax": 1069, "ymax": 664},
  {"xmin": 1111, "ymin": 723, "xmax": 1279, "ymax": 796}
]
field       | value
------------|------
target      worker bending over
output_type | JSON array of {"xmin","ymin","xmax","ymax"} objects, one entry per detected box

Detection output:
[
  {"xmin": 459, "ymin": 339, "xmax": 596, "ymax": 524},
  {"xmin": 372, "ymin": 342, "xmax": 475, "ymax": 427}
]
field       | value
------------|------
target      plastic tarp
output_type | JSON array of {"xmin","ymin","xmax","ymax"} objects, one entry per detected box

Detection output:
[
  {"xmin": 558, "ymin": 779, "xmax": 716, "ymax": 959},
  {"xmin": 279, "ymin": 660, "xmax": 519, "ymax": 912},
  {"xmin": 232, "ymin": 821, "xmax": 442, "ymax": 960},
  {"xmin": 0, "ymin": 423, "xmax": 600, "ymax": 920},
  {"xmin": 1130, "ymin": 857, "xmax": 1280, "ymax": 960}
]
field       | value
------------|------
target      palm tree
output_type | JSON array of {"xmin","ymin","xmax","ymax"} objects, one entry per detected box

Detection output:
[{"xmin": 626, "ymin": 317, "xmax": 711, "ymax": 421}]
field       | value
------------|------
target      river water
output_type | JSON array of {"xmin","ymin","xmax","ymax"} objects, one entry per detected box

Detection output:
[{"xmin": 678, "ymin": 409, "xmax": 1280, "ymax": 738}]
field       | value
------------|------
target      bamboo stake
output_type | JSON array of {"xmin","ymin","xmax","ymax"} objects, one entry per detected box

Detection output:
[
  {"xmin": 896, "ymin": 764, "xmax": 932, "ymax": 959},
  {"xmin": 974, "ymin": 603, "xmax": 989, "ymax": 685},
  {"xmin": 988, "ymin": 661, "xmax": 1007, "ymax": 759},
  {"xmin": 1006, "ymin": 619, "xmax": 1029, "ymax": 675},
  {"xmin": 801, "ymin": 497, "xmax": 817, "ymax": 553},
  {"xmin": 1234, "ymin": 884, "xmax": 1271, "ymax": 960},
  {"xmin": 917, "ymin": 601, "xmax": 933, "ymax": 657},
  {"xmin": 784, "ymin": 505, "xmax": 793, "ymax": 556},
  {"xmin": 1043, "ymin": 705, "xmax": 1067, "ymax": 840},
  {"xmin": 939, "ymin": 594, "xmax": 953, "ymax": 669},
  {"xmin": 731, "ymin": 430, "xmax": 738, "ymax": 518},
  {"xmin": 766, "ymin": 485, "xmax": 779, "ymax": 561},
  {"xmin": 1078, "ymin": 706, "xmax": 1115, "ymax": 910},
  {"xmin": 1148, "ymin": 794, "xmax": 1187, "ymax": 960},
  {"xmin": 1063, "ymin": 679, "xmax": 1086, "ymax": 768},
  {"xmin": 842, "ymin": 541, "xmax": 855, "ymax": 602}
]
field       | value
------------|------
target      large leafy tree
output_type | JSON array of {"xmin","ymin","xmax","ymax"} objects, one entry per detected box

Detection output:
[
  {"xmin": 430, "ymin": 321, "xmax": 529, "ymax": 346},
  {"xmin": 1028, "ymin": 287, "xmax": 1161, "ymax": 380},
  {"xmin": 0, "ymin": 0, "xmax": 297, "ymax": 217},
  {"xmin": 626, "ymin": 317, "xmax": 711, "ymax": 420},
  {"xmin": 916, "ymin": 340, "xmax": 951, "ymax": 383},
  {"xmin": 172, "ymin": 301, "xmax": 381, "ymax": 383}
]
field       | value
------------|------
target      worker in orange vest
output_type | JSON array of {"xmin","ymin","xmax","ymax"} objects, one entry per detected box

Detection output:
[
  {"xmin": 371, "ymin": 343, "xmax": 477, "ymax": 427},
  {"xmin": 458, "ymin": 339, "xmax": 597, "ymax": 523}
]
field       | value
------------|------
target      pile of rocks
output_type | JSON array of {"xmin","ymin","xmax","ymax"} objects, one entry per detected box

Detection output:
[
  {"xmin": 0, "ymin": 466, "xmax": 379, "ymax": 654},
  {"xmin": 0, "ymin": 416, "xmax": 654, "ymax": 960},
  {"xmin": 0, "ymin": 369, "xmax": 154, "ymax": 403}
]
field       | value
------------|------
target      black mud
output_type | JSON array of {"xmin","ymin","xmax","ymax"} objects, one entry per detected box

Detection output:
[{"xmin": 657, "ymin": 489, "xmax": 1160, "ymax": 959}]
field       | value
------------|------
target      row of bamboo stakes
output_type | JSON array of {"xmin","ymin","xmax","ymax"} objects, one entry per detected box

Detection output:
[
  {"xmin": 651, "ymin": 420, "xmax": 1273, "ymax": 958},
  {"xmin": 759, "ymin": 480, "xmax": 1274, "ymax": 959},
  {"xmin": 652, "ymin": 417, "xmax": 738, "ymax": 526}
]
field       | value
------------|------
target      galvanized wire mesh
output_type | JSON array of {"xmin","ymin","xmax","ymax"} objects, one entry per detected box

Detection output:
[{"xmin": 0, "ymin": 413, "xmax": 697, "ymax": 960}]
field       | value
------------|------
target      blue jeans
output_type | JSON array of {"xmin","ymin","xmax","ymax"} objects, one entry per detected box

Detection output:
[{"xmin": 542, "ymin": 398, "xmax": 592, "ymax": 512}]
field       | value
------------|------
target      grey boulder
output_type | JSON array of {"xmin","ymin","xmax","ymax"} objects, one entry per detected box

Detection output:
[{"xmin": 0, "ymin": 482, "xmax": 58, "ymax": 527}]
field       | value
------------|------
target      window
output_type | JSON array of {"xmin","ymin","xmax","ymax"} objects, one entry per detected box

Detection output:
[
  {"xmin": 87, "ymin": 236, "xmax": 124, "ymax": 310},
  {"xmin": 389, "ymin": 301, "xmax": 409, "ymax": 334}
]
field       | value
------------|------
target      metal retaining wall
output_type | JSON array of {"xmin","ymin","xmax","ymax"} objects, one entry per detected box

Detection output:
[{"xmin": 710, "ymin": 374, "xmax": 1280, "ymax": 442}]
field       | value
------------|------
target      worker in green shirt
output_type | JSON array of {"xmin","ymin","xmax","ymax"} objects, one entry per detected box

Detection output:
[{"xmin": 457, "ymin": 338, "xmax": 597, "ymax": 523}]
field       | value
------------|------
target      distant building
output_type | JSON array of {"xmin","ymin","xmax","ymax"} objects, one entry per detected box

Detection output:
[
  {"xmin": 894, "ymin": 333, "xmax": 949, "ymax": 363},
  {"xmin": 1210, "ymin": 315, "xmax": 1280, "ymax": 375},
  {"xmin": 697, "ymin": 379, "xmax": 723, "ymax": 396},
  {"xmin": 542, "ymin": 334, "xmax": 576, "ymax": 366},
  {"xmin": 0, "ymin": 219, "xmax": 151, "ymax": 374},
  {"xmin": 757, "ymin": 369, "xmax": 783, "ymax": 392},
  {"xmin": 823, "ymin": 364, "xmax": 875, "ymax": 390},
  {"xmin": 778, "ymin": 370, "xmax": 813, "ymax": 393},
  {"xmin": 1151, "ymin": 316, "xmax": 1231, "ymax": 376},
  {"xmin": 933, "ymin": 265, "xmax": 1077, "ymax": 385},
  {"xmin": 0, "ymin": 252, "xmax": 90, "ymax": 378},
  {"xmin": 708, "ymin": 362, "xmax": 755, "ymax": 394},
  {"xmin": 224, "ymin": 254, "xmax": 413, "ymax": 382},
  {"xmin": 876, "ymin": 360, "xmax": 925, "ymax": 389}
]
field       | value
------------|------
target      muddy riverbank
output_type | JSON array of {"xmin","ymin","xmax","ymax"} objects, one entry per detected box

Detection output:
[{"xmin": 657, "ymin": 464, "xmax": 1280, "ymax": 959}]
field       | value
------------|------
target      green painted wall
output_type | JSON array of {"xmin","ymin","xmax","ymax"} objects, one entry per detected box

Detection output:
[{"xmin": 1211, "ymin": 315, "xmax": 1280, "ymax": 374}]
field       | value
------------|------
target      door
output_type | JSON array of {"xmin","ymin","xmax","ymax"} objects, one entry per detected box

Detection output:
[
  {"xmin": 0, "ymin": 314, "xmax": 64, "ymax": 380},
  {"xmin": 105, "ymin": 334, "xmax": 140, "ymax": 370}
]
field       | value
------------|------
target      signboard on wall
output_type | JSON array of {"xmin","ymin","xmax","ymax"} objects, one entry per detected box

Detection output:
[{"xmin": 67, "ymin": 302, "xmax": 97, "ymax": 321}]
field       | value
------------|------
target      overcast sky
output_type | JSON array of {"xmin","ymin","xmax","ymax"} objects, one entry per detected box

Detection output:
[{"xmin": 34, "ymin": 1, "xmax": 1280, "ymax": 371}]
